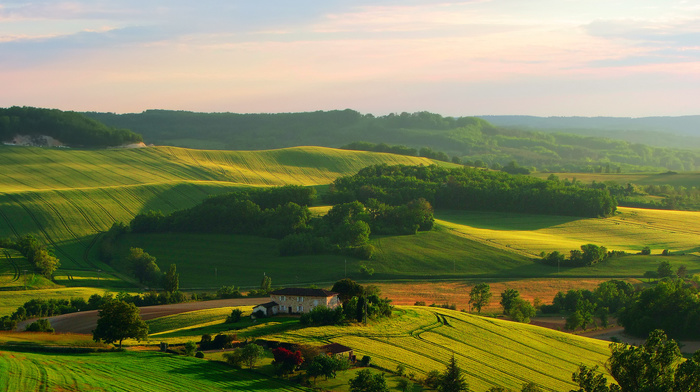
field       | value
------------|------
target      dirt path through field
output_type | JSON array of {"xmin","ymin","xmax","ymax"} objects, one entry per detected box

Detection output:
[{"xmin": 17, "ymin": 297, "xmax": 262, "ymax": 334}]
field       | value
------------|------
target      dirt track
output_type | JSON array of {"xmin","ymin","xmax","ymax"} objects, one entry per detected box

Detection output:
[{"xmin": 17, "ymin": 298, "xmax": 263, "ymax": 334}]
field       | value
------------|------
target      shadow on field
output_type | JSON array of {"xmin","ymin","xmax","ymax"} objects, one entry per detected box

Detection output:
[
  {"xmin": 435, "ymin": 210, "xmax": 583, "ymax": 231},
  {"xmin": 168, "ymin": 360, "xmax": 286, "ymax": 390}
]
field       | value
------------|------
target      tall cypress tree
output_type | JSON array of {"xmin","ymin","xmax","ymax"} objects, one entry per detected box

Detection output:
[{"xmin": 438, "ymin": 355, "xmax": 469, "ymax": 392}]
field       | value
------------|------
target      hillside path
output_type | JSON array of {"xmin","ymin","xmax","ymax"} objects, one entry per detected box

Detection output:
[{"xmin": 17, "ymin": 297, "xmax": 262, "ymax": 334}]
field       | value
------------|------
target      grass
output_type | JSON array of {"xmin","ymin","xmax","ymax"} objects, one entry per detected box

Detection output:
[
  {"xmin": 0, "ymin": 287, "xmax": 115, "ymax": 317},
  {"xmin": 0, "ymin": 332, "xmax": 108, "ymax": 348},
  {"xmin": 265, "ymin": 306, "xmax": 611, "ymax": 392},
  {"xmin": 147, "ymin": 306, "xmax": 251, "ymax": 335},
  {"xmin": 436, "ymin": 207, "xmax": 700, "ymax": 256},
  {"xmin": 0, "ymin": 350, "xmax": 311, "ymax": 392},
  {"xmin": 0, "ymin": 145, "xmax": 435, "ymax": 271}
]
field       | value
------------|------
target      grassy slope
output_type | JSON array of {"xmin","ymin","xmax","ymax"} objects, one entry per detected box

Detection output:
[
  {"xmin": 436, "ymin": 207, "xmax": 700, "ymax": 256},
  {"xmin": 0, "ymin": 350, "xmax": 310, "ymax": 392},
  {"xmin": 140, "ymin": 305, "xmax": 611, "ymax": 391},
  {"xmin": 266, "ymin": 307, "xmax": 611, "ymax": 392},
  {"xmin": 0, "ymin": 145, "xmax": 437, "ymax": 273}
]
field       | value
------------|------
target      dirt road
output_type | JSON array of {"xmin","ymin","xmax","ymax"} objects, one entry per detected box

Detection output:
[{"xmin": 17, "ymin": 297, "xmax": 263, "ymax": 334}]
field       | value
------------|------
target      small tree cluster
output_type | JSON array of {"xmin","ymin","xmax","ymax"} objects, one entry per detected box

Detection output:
[
  {"xmin": 272, "ymin": 347, "xmax": 304, "ymax": 375},
  {"xmin": 224, "ymin": 343, "xmax": 265, "ymax": 369}
]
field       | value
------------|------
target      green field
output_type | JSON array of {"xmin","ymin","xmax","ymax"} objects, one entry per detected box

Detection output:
[
  {"xmin": 436, "ymin": 207, "xmax": 700, "ymax": 256},
  {"xmin": 263, "ymin": 307, "xmax": 611, "ymax": 392},
  {"xmin": 0, "ymin": 350, "xmax": 310, "ymax": 392},
  {"xmin": 0, "ymin": 145, "xmax": 437, "ymax": 277}
]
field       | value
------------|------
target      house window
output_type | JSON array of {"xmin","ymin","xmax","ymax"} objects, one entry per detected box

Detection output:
[
  {"xmin": 280, "ymin": 295, "xmax": 286, "ymax": 301},
  {"xmin": 298, "ymin": 296, "xmax": 304, "ymax": 302},
  {"xmin": 297, "ymin": 305, "xmax": 304, "ymax": 312}
]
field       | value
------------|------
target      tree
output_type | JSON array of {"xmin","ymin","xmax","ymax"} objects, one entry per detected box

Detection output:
[
  {"xmin": 396, "ymin": 378, "xmax": 410, "ymax": 392},
  {"xmin": 520, "ymin": 383, "xmax": 543, "ymax": 392},
  {"xmin": 674, "ymin": 351, "xmax": 700, "ymax": 391},
  {"xmin": 676, "ymin": 265, "xmax": 688, "ymax": 280},
  {"xmin": 261, "ymin": 274, "xmax": 272, "ymax": 292},
  {"xmin": 92, "ymin": 299, "xmax": 148, "ymax": 348},
  {"xmin": 469, "ymin": 283, "xmax": 491, "ymax": 313},
  {"xmin": 508, "ymin": 298, "xmax": 536, "ymax": 323},
  {"xmin": 127, "ymin": 247, "xmax": 161, "ymax": 285},
  {"xmin": 332, "ymin": 279, "xmax": 364, "ymax": 303},
  {"xmin": 438, "ymin": 356, "xmax": 469, "ymax": 392},
  {"xmin": 606, "ymin": 329, "xmax": 680, "ymax": 392},
  {"xmin": 272, "ymin": 347, "xmax": 304, "ymax": 375},
  {"xmin": 239, "ymin": 343, "xmax": 264, "ymax": 368},
  {"xmin": 641, "ymin": 246, "xmax": 651, "ymax": 255},
  {"xmin": 307, "ymin": 354, "xmax": 347, "ymax": 382},
  {"xmin": 349, "ymin": 369, "xmax": 389, "ymax": 392},
  {"xmin": 500, "ymin": 289, "xmax": 520, "ymax": 314},
  {"xmin": 656, "ymin": 261, "xmax": 674, "ymax": 279},
  {"xmin": 164, "ymin": 264, "xmax": 179, "ymax": 293},
  {"xmin": 570, "ymin": 365, "xmax": 621, "ymax": 392},
  {"xmin": 25, "ymin": 319, "xmax": 54, "ymax": 332},
  {"xmin": 32, "ymin": 248, "xmax": 60, "ymax": 278}
]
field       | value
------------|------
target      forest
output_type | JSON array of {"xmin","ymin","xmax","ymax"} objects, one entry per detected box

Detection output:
[
  {"xmin": 85, "ymin": 109, "xmax": 700, "ymax": 172},
  {"xmin": 0, "ymin": 106, "xmax": 142, "ymax": 147},
  {"xmin": 325, "ymin": 164, "xmax": 617, "ymax": 218}
]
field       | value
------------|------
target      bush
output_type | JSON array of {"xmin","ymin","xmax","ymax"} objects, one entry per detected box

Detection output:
[
  {"xmin": 195, "ymin": 351, "xmax": 204, "ymax": 358},
  {"xmin": 25, "ymin": 319, "xmax": 54, "ymax": 333},
  {"xmin": 299, "ymin": 306, "xmax": 344, "ymax": 326},
  {"xmin": 184, "ymin": 341, "xmax": 197, "ymax": 356},
  {"xmin": 359, "ymin": 355, "xmax": 371, "ymax": 367},
  {"xmin": 359, "ymin": 264, "xmax": 375, "ymax": 277},
  {"xmin": 641, "ymin": 246, "xmax": 651, "ymax": 255},
  {"xmin": 226, "ymin": 309, "xmax": 243, "ymax": 323}
]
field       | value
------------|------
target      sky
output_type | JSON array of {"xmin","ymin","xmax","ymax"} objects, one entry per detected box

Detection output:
[{"xmin": 1, "ymin": 0, "xmax": 699, "ymax": 116}]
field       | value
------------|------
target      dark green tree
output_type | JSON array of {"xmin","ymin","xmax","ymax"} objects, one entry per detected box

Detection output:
[
  {"xmin": 520, "ymin": 383, "xmax": 543, "ymax": 392},
  {"xmin": 332, "ymin": 279, "xmax": 364, "ymax": 303},
  {"xmin": 349, "ymin": 369, "xmax": 388, "ymax": 392},
  {"xmin": 164, "ymin": 264, "xmax": 179, "ymax": 293},
  {"xmin": 570, "ymin": 364, "xmax": 621, "ymax": 392},
  {"xmin": 500, "ymin": 289, "xmax": 520, "ymax": 314},
  {"xmin": 673, "ymin": 351, "xmax": 700, "ymax": 391},
  {"xmin": 92, "ymin": 299, "xmax": 148, "ymax": 348},
  {"xmin": 261, "ymin": 274, "xmax": 272, "ymax": 293},
  {"xmin": 438, "ymin": 356, "xmax": 469, "ymax": 392},
  {"xmin": 469, "ymin": 283, "xmax": 491, "ymax": 313},
  {"xmin": 657, "ymin": 261, "xmax": 674, "ymax": 279},
  {"xmin": 127, "ymin": 247, "xmax": 161, "ymax": 285},
  {"xmin": 606, "ymin": 329, "xmax": 680, "ymax": 392}
]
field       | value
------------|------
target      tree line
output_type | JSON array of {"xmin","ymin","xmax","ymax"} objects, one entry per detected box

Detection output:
[
  {"xmin": 86, "ymin": 109, "xmax": 700, "ymax": 172},
  {"xmin": 325, "ymin": 164, "xmax": 617, "ymax": 218},
  {"xmin": 0, "ymin": 106, "xmax": 142, "ymax": 147},
  {"xmin": 541, "ymin": 276, "xmax": 700, "ymax": 339},
  {"xmin": 126, "ymin": 185, "xmax": 434, "ymax": 259}
]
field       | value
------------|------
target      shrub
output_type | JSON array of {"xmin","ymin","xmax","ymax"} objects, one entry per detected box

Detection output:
[
  {"xmin": 25, "ymin": 319, "xmax": 54, "ymax": 333},
  {"xmin": 641, "ymin": 246, "xmax": 651, "ymax": 255},
  {"xmin": 195, "ymin": 351, "xmax": 204, "ymax": 358},
  {"xmin": 226, "ymin": 309, "xmax": 243, "ymax": 323},
  {"xmin": 359, "ymin": 355, "xmax": 371, "ymax": 367},
  {"xmin": 299, "ymin": 306, "xmax": 344, "ymax": 326},
  {"xmin": 359, "ymin": 264, "xmax": 375, "ymax": 277},
  {"xmin": 184, "ymin": 341, "xmax": 197, "ymax": 356}
]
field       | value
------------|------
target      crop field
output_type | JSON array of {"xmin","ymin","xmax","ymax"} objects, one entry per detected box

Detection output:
[
  {"xmin": 147, "ymin": 306, "xmax": 250, "ymax": 335},
  {"xmin": 0, "ymin": 350, "xmax": 311, "ymax": 392},
  {"xmin": 0, "ymin": 249, "xmax": 31, "ymax": 289},
  {"xmin": 436, "ymin": 207, "xmax": 700, "ymax": 256},
  {"xmin": 269, "ymin": 307, "xmax": 611, "ymax": 391},
  {"xmin": 0, "ymin": 145, "xmax": 435, "ymax": 275}
]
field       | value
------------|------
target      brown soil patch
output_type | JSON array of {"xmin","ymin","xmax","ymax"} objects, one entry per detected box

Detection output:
[{"xmin": 373, "ymin": 278, "xmax": 640, "ymax": 312}]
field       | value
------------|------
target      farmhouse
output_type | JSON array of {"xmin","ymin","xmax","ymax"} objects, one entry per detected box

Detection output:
[{"xmin": 253, "ymin": 288, "xmax": 341, "ymax": 316}]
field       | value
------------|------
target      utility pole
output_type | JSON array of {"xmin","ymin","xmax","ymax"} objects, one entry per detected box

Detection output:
[{"xmin": 344, "ymin": 260, "xmax": 347, "ymax": 277}]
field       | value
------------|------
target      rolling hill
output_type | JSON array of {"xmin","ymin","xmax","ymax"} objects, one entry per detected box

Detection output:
[{"xmin": 0, "ymin": 145, "xmax": 439, "ymax": 282}]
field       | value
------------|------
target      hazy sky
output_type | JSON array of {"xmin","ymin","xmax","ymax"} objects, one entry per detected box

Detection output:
[{"xmin": 1, "ymin": 1, "xmax": 699, "ymax": 116}]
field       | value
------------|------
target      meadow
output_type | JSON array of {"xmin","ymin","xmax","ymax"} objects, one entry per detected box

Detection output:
[
  {"xmin": 0, "ymin": 145, "xmax": 436, "ymax": 282},
  {"xmin": 0, "ymin": 349, "xmax": 311, "ymax": 392},
  {"xmin": 265, "ymin": 306, "xmax": 611, "ymax": 392},
  {"xmin": 435, "ymin": 207, "xmax": 700, "ymax": 256}
]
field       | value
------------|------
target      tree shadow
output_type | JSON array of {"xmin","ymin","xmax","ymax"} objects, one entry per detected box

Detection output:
[
  {"xmin": 435, "ymin": 210, "xmax": 583, "ymax": 231},
  {"xmin": 167, "ymin": 359, "xmax": 297, "ymax": 391}
]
